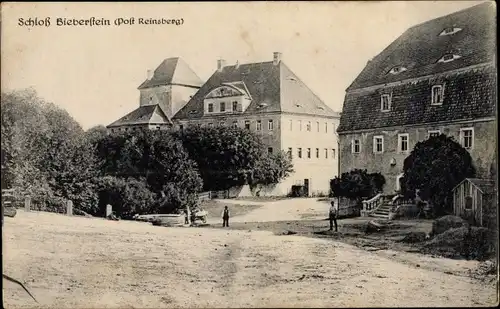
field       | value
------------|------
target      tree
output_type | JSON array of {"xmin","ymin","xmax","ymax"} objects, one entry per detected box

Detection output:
[
  {"xmin": 250, "ymin": 151, "xmax": 294, "ymax": 187},
  {"xmin": 402, "ymin": 134, "xmax": 476, "ymax": 215},
  {"xmin": 94, "ymin": 129, "xmax": 203, "ymax": 214},
  {"xmin": 1, "ymin": 89, "xmax": 99, "ymax": 211},
  {"xmin": 174, "ymin": 126, "xmax": 292, "ymax": 191},
  {"xmin": 330, "ymin": 169, "xmax": 386, "ymax": 201}
]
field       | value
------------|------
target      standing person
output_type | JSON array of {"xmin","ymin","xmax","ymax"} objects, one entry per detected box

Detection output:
[
  {"xmin": 221, "ymin": 206, "xmax": 230, "ymax": 227},
  {"xmin": 329, "ymin": 200, "xmax": 338, "ymax": 232}
]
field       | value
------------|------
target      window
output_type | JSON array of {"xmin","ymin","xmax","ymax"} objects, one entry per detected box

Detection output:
[
  {"xmin": 325, "ymin": 148, "xmax": 328, "ymax": 159},
  {"xmin": 439, "ymin": 27, "xmax": 462, "ymax": 36},
  {"xmin": 332, "ymin": 123, "xmax": 336, "ymax": 134},
  {"xmin": 438, "ymin": 54, "xmax": 461, "ymax": 63},
  {"xmin": 373, "ymin": 136, "xmax": 384, "ymax": 153},
  {"xmin": 316, "ymin": 121, "xmax": 320, "ymax": 132},
  {"xmin": 381, "ymin": 94, "xmax": 391, "ymax": 111},
  {"xmin": 398, "ymin": 133, "xmax": 409, "ymax": 153},
  {"xmin": 325, "ymin": 122, "xmax": 328, "ymax": 133},
  {"xmin": 289, "ymin": 119, "xmax": 293, "ymax": 131},
  {"xmin": 208, "ymin": 123, "xmax": 214, "ymax": 127},
  {"xmin": 306, "ymin": 121, "xmax": 311, "ymax": 132},
  {"xmin": 232, "ymin": 101, "xmax": 238, "ymax": 112},
  {"xmin": 208, "ymin": 103, "xmax": 214, "ymax": 113},
  {"xmin": 389, "ymin": 66, "xmax": 407, "ymax": 74},
  {"xmin": 268, "ymin": 147, "xmax": 273, "ymax": 154},
  {"xmin": 307, "ymin": 148, "xmax": 311, "ymax": 158},
  {"xmin": 219, "ymin": 121, "xmax": 225, "ymax": 127},
  {"xmin": 298, "ymin": 120, "xmax": 302, "ymax": 131},
  {"xmin": 431, "ymin": 85, "xmax": 444, "ymax": 105},
  {"xmin": 465, "ymin": 196, "xmax": 473, "ymax": 210},
  {"xmin": 232, "ymin": 121, "xmax": 238, "ymax": 128},
  {"xmin": 332, "ymin": 149, "xmax": 336, "ymax": 159},
  {"xmin": 297, "ymin": 148, "xmax": 302, "ymax": 158},
  {"xmin": 220, "ymin": 102, "xmax": 226, "ymax": 112},
  {"xmin": 245, "ymin": 120, "xmax": 250, "ymax": 130},
  {"xmin": 268, "ymin": 119, "xmax": 274, "ymax": 130},
  {"xmin": 460, "ymin": 128, "xmax": 474, "ymax": 150},
  {"xmin": 428, "ymin": 130, "xmax": 441, "ymax": 138},
  {"xmin": 316, "ymin": 148, "xmax": 319, "ymax": 158},
  {"xmin": 256, "ymin": 120, "xmax": 262, "ymax": 131},
  {"xmin": 179, "ymin": 124, "xmax": 184, "ymax": 131},
  {"xmin": 287, "ymin": 147, "xmax": 293, "ymax": 159},
  {"xmin": 155, "ymin": 126, "xmax": 160, "ymax": 131},
  {"xmin": 352, "ymin": 140, "xmax": 360, "ymax": 153}
]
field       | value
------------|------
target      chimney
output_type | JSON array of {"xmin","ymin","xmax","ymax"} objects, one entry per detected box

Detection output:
[
  {"xmin": 273, "ymin": 52, "xmax": 282, "ymax": 65},
  {"xmin": 235, "ymin": 60, "xmax": 240, "ymax": 69},
  {"xmin": 147, "ymin": 69, "xmax": 154, "ymax": 80},
  {"xmin": 217, "ymin": 59, "xmax": 226, "ymax": 72}
]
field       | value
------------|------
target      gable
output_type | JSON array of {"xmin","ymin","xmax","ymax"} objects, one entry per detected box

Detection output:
[
  {"xmin": 107, "ymin": 105, "xmax": 171, "ymax": 127},
  {"xmin": 280, "ymin": 63, "xmax": 337, "ymax": 117}
]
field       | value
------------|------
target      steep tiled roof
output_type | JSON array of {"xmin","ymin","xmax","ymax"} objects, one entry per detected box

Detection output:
[
  {"xmin": 107, "ymin": 105, "xmax": 171, "ymax": 127},
  {"xmin": 138, "ymin": 57, "xmax": 204, "ymax": 89},
  {"xmin": 338, "ymin": 65, "xmax": 496, "ymax": 132},
  {"xmin": 174, "ymin": 61, "xmax": 338, "ymax": 120},
  {"xmin": 348, "ymin": 2, "xmax": 496, "ymax": 90},
  {"xmin": 338, "ymin": 2, "xmax": 497, "ymax": 133}
]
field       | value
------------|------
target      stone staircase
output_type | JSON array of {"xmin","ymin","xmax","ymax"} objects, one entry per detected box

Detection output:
[{"xmin": 369, "ymin": 202, "xmax": 392, "ymax": 219}]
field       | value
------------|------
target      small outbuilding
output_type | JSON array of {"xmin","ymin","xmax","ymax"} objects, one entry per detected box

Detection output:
[{"xmin": 452, "ymin": 178, "xmax": 497, "ymax": 227}]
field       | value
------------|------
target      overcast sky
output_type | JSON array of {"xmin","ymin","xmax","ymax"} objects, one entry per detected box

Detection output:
[{"xmin": 1, "ymin": 1, "xmax": 485, "ymax": 130}]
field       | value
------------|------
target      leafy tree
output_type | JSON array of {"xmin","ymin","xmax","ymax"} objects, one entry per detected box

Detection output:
[
  {"xmin": 250, "ymin": 151, "xmax": 294, "ymax": 187},
  {"xmin": 330, "ymin": 169, "xmax": 385, "ymax": 201},
  {"xmin": 174, "ymin": 126, "xmax": 292, "ymax": 190},
  {"xmin": 1, "ymin": 89, "xmax": 99, "ymax": 211},
  {"xmin": 402, "ymin": 134, "xmax": 476, "ymax": 215},
  {"xmin": 94, "ymin": 129, "xmax": 203, "ymax": 214}
]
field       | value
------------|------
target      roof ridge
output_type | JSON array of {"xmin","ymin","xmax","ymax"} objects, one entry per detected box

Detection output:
[{"xmin": 407, "ymin": 1, "xmax": 493, "ymax": 31}]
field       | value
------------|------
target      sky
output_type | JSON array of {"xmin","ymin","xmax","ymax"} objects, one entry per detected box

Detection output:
[{"xmin": 1, "ymin": 1, "xmax": 486, "ymax": 130}]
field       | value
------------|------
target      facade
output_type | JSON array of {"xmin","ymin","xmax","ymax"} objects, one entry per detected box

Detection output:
[
  {"xmin": 107, "ymin": 57, "xmax": 204, "ymax": 132},
  {"xmin": 337, "ymin": 2, "xmax": 497, "ymax": 195},
  {"xmin": 174, "ymin": 53, "xmax": 340, "ymax": 196}
]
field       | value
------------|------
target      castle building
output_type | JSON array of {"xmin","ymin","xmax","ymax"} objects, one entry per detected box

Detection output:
[
  {"xmin": 108, "ymin": 52, "xmax": 340, "ymax": 196},
  {"xmin": 337, "ymin": 2, "xmax": 496, "ymax": 195}
]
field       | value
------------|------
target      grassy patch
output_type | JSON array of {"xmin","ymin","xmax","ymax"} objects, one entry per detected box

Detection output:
[{"xmin": 200, "ymin": 200, "xmax": 262, "ymax": 219}]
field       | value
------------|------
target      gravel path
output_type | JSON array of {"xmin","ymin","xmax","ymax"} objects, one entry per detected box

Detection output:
[{"xmin": 3, "ymin": 210, "xmax": 497, "ymax": 308}]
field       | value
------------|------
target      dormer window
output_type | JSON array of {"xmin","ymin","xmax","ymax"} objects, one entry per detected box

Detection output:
[
  {"xmin": 389, "ymin": 66, "xmax": 407, "ymax": 75},
  {"xmin": 431, "ymin": 85, "xmax": 444, "ymax": 105},
  {"xmin": 381, "ymin": 94, "xmax": 391, "ymax": 112},
  {"xmin": 438, "ymin": 54, "xmax": 461, "ymax": 63},
  {"xmin": 439, "ymin": 27, "xmax": 462, "ymax": 36}
]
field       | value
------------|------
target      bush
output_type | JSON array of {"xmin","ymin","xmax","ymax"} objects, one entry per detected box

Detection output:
[
  {"xmin": 431, "ymin": 215, "xmax": 468, "ymax": 236},
  {"xmin": 330, "ymin": 169, "xmax": 386, "ymax": 199}
]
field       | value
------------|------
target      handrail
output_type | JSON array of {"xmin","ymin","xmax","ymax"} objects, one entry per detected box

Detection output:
[{"xmin": 361, "ymin": 193, "xmax": 384, "ymax": 216}]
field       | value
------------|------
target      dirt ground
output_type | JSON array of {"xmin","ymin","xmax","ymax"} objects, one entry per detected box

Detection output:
[{"xmin": 3, "ymin": 208, "xmax": 498, "ymax": 308}]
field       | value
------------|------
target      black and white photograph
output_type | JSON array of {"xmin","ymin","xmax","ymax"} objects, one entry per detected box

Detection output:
[{"xmin": 1, "ymin": 1, "xmax": 498, "ymax": 307}]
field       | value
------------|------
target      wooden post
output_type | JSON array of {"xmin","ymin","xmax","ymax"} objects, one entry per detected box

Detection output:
[
  {"xmin": 106, "ymin": 204, "xmax": 112, "ymax": 217},
  {"xmin": 24, "ymin": 196, "xmax": 31, "ymax": 212},
  {"xmin": 66, "ymin": 200, "xmax": 73, "ymax": 216}
]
